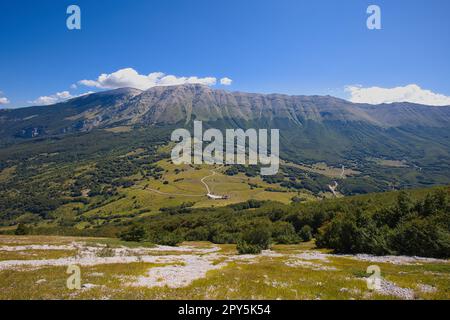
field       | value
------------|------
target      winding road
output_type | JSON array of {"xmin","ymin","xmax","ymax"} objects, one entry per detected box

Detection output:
[
  {"xmin": 328, "ymin": 165, "xmax": 345, "ymax": 197},
  {"xmin": 144, "ymin": 165, "xmax": 224, "ymax": 198}
]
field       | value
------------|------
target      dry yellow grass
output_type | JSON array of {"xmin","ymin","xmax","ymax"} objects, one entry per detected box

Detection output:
[{"xmin": 0, "ymin": 236, "xmax": 448, "ymax": 300}]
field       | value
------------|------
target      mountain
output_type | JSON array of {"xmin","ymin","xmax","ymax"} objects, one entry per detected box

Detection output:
[
  {"xmin": 1, "ymin": 84, "xmax": 449, "ymax": 139},
  {"xmin": 0, "ymin": 87, "xmax": 143, "ymax": 140},
  {"xmin": 1, "ymin": 84, "xmax": 449, "ymax": 191}
]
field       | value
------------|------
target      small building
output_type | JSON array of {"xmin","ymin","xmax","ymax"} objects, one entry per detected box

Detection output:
[{"xmin": 207, "ymin": 193, "xmax": 229, "ymax": 200}]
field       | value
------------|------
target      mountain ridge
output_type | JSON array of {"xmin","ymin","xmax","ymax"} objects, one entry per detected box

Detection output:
[
  {"xmin": 1, "ymin": 84, "xmax": 449, "ymax": 142},
  {"xmin": 0, "ymin": 84, "xmax": 449, "ymax": 192}
]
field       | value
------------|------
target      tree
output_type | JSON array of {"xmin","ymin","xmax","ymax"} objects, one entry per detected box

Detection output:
[
  {"xmin": 237, "ymin": 223, "xmax": 271, "ymax": 254},
  {"xmin": 15, "ymin": 223, "xmax": 29, "ymax": 235},
  {"xmin": 119, "ymin": 225, "xmax": 147, "ymax": 242},
  {"xmin": 185, "ymin": 226, "xmax": 210, "ymax": 241},
  {"xmin": 236, "ymin": 241, "xmax": 262, "ymax": 254},
  {"xmin": 152, "ymin": 232, "xmax": 183, "ymax": 246},
  {"xmin": 397, "ymin": 191, "xmax": 413, "ymax": 219},
  {"xmin": 272, "ymin": 221, "xmax": 299, "ymax": 244},
  {"xmin": 299, "ymin": 225, "xmax": 313, "ymax": 242},
  {"xmin": 316, "ymin": 210, "xmax": 390, "ymax": 255},
  {"xmin": 390, "ymin": 218, "xmax": 450, "ymax": 258}
]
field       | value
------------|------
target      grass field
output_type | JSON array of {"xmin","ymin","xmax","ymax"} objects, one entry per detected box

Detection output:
[
  {"xmin": 75, "ymin": 159, "xmax": 308, "ymax": 226},
  {"xmin": 0, "ymin": 235, "xmax": 448, "ymax": 300}
]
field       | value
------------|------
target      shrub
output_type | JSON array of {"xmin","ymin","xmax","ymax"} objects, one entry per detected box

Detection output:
[
  {"xmin": 298, "ymin": 225, "xmax": 313, "ymax": 242},
  {"xmin": 237, "ymin": 223, "xmax": 271, "ymax": 254},
  {"xmin": 15, "ymin": 223, "xmax": 30, "ymax": 235},
  {"xmin": 119, "ymin": 225, "xmax": 147, "ymax": 242},
  {"xmin": 158, "ymin": 233, "xmax": 183, "ymax": 246},
  {"xmin": 291, "ymin": 196, "xmax": 307, "ymax": 203},
  {"xmin": 185, "ymin": 226, "xmax": 210, "ymax": 241},
  {"xmin": 316, "ymin": 210, "xmax": 390, "ymax": 255},
  {"xmin": 236, "ymin": 241, "xmax": 263, "ymax": 254},
  {"xmin": 150, "ymin": 232, "xmax": 183, "ymax": 246},
  {"xmin": 272, "ymin": 221, "xmax": 299, "ymax": 244},
  {"xmin": 390, "ymin": 217, "xmax": 450, "ymax": 258},
  {"xmin": 96, "ymin": 245, "xmax": 115, "ymax": 257},
  {"xmin": 208, "ymin": 224, "xmax": 236, "ymax": 244},
  {"xmin": 211, "ymin": 232, "xmax": 235, "ymax": 244},
  {"xmin": 315, "ymin": 189, "xmax": 450, "ymax": 257}
]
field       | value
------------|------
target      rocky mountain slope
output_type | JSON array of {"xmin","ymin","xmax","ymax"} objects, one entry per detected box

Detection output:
[
  {"xmin": 0, "ymin": 84, "xmax": 449, "ymax": 188},
  {"xmin": 1, "ymin": 84, "xmax": 449, "ymax": 141}
]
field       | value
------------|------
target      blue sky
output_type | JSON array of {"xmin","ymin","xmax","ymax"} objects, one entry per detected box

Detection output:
[{"xmin": 1, "ymin": 0, "xmax": 450, "ymax": 108}]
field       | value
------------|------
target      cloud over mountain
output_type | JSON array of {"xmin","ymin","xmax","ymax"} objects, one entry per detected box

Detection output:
[
  {"xmin": 29, "ymin": 91, "xmax": 73, "ymax": 106},
  {"xmin": 78, "ymin": 68, "xmax": 222, "ymax": 90},
  {"xmin": 30, "ymin": 91, "xmax": 94, "ymax": 106},
  {"xmin": 346, "ymin": 84, "xmax": 450, "ymax": 106},
  {"xmin": 0, "ymin": 91, "xmax": 9, "ymax": 105}
]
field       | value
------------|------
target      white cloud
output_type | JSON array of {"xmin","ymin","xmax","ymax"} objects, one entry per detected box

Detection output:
[
  {"xmin": 0, "ymin": 91, "xmax": 9, "ymax": 105},
  {"xmin": 78, "ymin": 68, "xmax": 220, "ymax": 90},
  {"xmin": 30, "ymin": 91, "xmax": 73, "ymax": 105},
  {"xmin": 0, "ymin": 97, "xmax": 9, "ymax": 105},
  {"xmin": 220, "ymin": 77, "xmax": 233, "ymax": 86},
  {"xmin": 345, "ymin": 84, "xmax": 450, "ymax": 106},
  {"xmin": 29, "ymin": 91, "xmax": 94, "ymax": 106}
]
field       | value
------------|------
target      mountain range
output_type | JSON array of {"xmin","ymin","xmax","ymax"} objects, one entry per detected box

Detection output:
[
  {"xmin": 1, "ymin": 84, "xmax": 449, "ymax": 190},
  {"xmin": 1, "ymin": 84, "xmax": 449, "ymax": 137}
]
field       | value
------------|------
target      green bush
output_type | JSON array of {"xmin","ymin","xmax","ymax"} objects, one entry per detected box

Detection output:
[
  {"xmin": 119, "ymin": 225, "xmax": 147, "ymax": 242},
  {"xmin": 390, "ymin": 217, "xmax": 450, "ymax": 258},
  {"xmin": 15, "ymin": 223, "xmax": 30, "ymax": 235},
  {"xmin": 236, "ymin": 241, "xmax": 263, "ymax": 254},
  {"xmin": 152, "ymin": 232, "xmax": 183, "ymax": 246},
  {"xmin": 208, "ymin": 224, "xmax": 236, "ymax": 244},
  {"xmin": 316, "ymin": 189, "xmax": 449, "ymax": 258},
  {"xmin": 185, "ymin": 226, "xmax": 210, "ymax": 241},
  {"xmin": 237, "ymin": 223, "xmax": 271, "ymax": 254},
  {"xmin": 272, "ymin": 221, "xmax": 299, "ymax": 244},
  {"xmin": 298, "ymin": 225, "xmax": 313, "ymax": 242},
  {"xmin": 316, "ymin": 210, "xmax": 390, "ymax": 255}
]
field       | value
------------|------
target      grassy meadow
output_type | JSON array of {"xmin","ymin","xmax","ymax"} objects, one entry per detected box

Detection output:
[{"xmin": 0, "ymin": 235, "xmax": 448, "ymax": 300}]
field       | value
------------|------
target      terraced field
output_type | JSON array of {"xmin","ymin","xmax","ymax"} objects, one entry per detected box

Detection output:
[{"xmin": 1, "ymin": 235, "xmax": 448, "ymax": 300}]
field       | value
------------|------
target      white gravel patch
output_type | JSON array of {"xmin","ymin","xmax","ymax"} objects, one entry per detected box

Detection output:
[
  {"xmin": 132, "ymin": 250, "xmax": 284, "ymax": 288},
  {"xmin": 0, "ymin": 241, "xmax": 220, "ymax": 271},
  {"xmin": 352, "ymin": 254, "xmax": 449, "ymax": 265},
  {"xmin": 227, "ymin": 250, "xmax": 284, "ymax": 262},
  {"xmin": 375, "ymin": 279, "xmax": 415, "ymax": 300},
  {"xmin": 147, "ymin": 245, "xmax": 220, "ymax": 253},
  {"xmin": 339, "ymin": 287, "xmax": 361, "ymax": 295},
  {"xmin": 1, "ymin": 241, "xmax": 448, "ymax": 292},
  {"xmin": 0, "ymin": 244, "xmax": 76, "ymax": 252},
  {"xmin": 291, "ymin": 251, "xmax": 331, "ymax": 262},
  {"xmin": 132, "ymin": 254, "xmax": 225, "ymax": 288},
  {"xmin": 290, "ymin": 250, "xmax": 449, "ymax": 266},
  {"xmin": 285, "ymin": 259, "xmax": 337, "ymax": 271},
  {"xmin": 0, "ymin": 253, "xmax": 220, "ymax": 271},
  {"xmin": 417, "ymin": 283, "xmax": 438, "ymax": 293}
]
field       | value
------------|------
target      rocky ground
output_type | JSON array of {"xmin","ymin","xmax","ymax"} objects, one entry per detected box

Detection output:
[{"xmin": 0, "ymin": 235, "xmax": 448, "ymax": 300}]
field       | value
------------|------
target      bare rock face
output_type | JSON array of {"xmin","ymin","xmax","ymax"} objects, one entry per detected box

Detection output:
[{"xmin": 92, "ymin": 84, "xmax": 450, "ymax": 128}]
